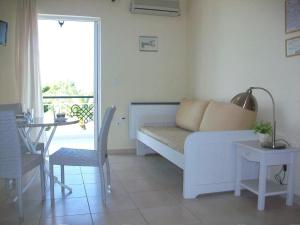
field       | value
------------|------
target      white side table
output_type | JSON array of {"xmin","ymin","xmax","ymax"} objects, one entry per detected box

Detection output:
[{"xmin": 235, "ymin": 141, "xmax": 299, "ymax": 211}]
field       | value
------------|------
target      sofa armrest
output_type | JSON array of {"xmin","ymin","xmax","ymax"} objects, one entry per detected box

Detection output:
[
  {"xmin": 129, "ymin": 102, "xmax": 179, "ymax": 139},
  {"xmin": 183, "ymin": 130, "xmax": 258, "ymax": 198}
]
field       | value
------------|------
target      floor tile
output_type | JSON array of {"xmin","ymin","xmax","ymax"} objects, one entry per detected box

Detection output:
[
  {"xmin": 1, "ymin": 153, "xmax": 300, "ymax": 225},
  {"xmin": 84, "ymin": 183, "xmax": 103, "ymax": 197},
  {"xmin": 109, "ymin": 154, "xmax": 145, "ymax": 165},
  {"xmin": 92, "ymin": 209, "xmax": 148, "ymax": 225},
  {"xmin": 110, "ymin": 155, "xmax": 153, "ymax": 171},
  {"xmin": 0, "ymin": 216, "xmax": 40, "ymax": 225},
  {"xmin": 41, "ymin": 197, "xmax": 90, "ymax": 218},
  {"xmin": 80, "ymin": 166, "xmax": 100, "ymax": 174},
  {"xmin": 151, "ymin": 175, "xmax": 182, "ymax": 189},
  {"xmin": 121, "ymin": 178, "xmax": 166, "ymax": 193},
  {"xmin": 22, "ymin": 182, "xmax": 44, "ymax": 201},
  {"xmin": 40, "ymin": 214, "xmax": 93, "ymax": 225},
  {"xmin": 111, "ymin": 163, "xmax": 145, "ymax": 172},
  {"xmin": 129, "ymin": 190, "xmax": 179, "ymax": 209},
  {"xmin": 166, "ymin": 187, "xmax": 193, "ymax": 203},
  {"xmin": 183, "ymin": 193, "xmax": 260, "ymax": 225},
  {"xmin": 256, "ymin": 207, "xmax": 300, "ymax": 225},
  {"xmin": 54, "ymin": 166, "xmax": 81, "ymax": 175},
  {"xmin": 115, "ymin": 168, "xmax": 154, "ymax": 181},
  {"xmin": 141, "ymin": 205, "xmax": 200, "ymax": 225},
  {"xmin": 0, "ymin": 200, "xmax": 42, "ymax": 222},
  {"xmin": 87, "ymin": 194, "xmax": 137, "ymax": 213},
  {"xmin": 82, "ymin": 173, "xmax": 100, "ymax": 184},
  {"xmin": 63, "ymin": 174, "xmax": 84, "ymax": 185},
  {"xmin": 84, "ymin": 181, "xmax": 127, "ymax": 197},
  {"xmin": 46, "ymin": 184, "xmax": 86, "ymax": 199}
]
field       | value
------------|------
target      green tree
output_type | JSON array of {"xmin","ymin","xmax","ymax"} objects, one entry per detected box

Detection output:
[
  {"xmin": 44, "ymin": 80, "xmax": 83, "ymax": 96},
  {"xmin": 42, "ymin": 81, "xmax": 94, "ymax": 128}
]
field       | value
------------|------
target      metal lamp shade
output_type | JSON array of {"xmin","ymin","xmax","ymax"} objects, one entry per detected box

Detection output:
[
  {"xmin": 231, "ymin": 91, "xmax": 258, "ymax": 112},
  {"xmin": 231, "ymin": 87, "xmax": 286, "ymax": 149}
]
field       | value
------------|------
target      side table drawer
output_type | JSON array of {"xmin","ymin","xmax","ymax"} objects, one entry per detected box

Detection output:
[{"xmin": 240, "ymin": 149, "xmax": 260, "ymax": 161}]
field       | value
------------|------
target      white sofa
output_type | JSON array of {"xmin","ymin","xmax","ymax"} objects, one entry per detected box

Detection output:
[{"xmin": 129, "ymin": 100, "xmax": 259, "ymax": 199}]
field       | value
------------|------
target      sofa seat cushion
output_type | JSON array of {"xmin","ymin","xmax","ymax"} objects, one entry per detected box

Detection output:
[
  {"xmin": 199, "ymin": 100, "xmax": 257, "ymax": 131},
  {"xmin": 176, "ymin": 98, "xmax": 209, "ymax": 131},
  {"xmin": 140, "ymin": 126, "xmax": 191, "ymax": 153}
]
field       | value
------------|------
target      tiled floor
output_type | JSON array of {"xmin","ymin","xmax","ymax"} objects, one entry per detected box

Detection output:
[{"xmin": 0, "ymin": 153, "xmax": 300, "ymax": 225}]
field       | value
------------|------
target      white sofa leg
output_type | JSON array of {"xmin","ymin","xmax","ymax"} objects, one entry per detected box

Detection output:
[
  {"xmin": 183, "ymin": 187, "xmax": 198, "ymax": 199},
  {"xmin": 183, "ymin": 175, "xmax": 198, "ymax": 199},
  {"xmin": 136, "ymin": 140, "xmax": 156, "ymax": 156}
]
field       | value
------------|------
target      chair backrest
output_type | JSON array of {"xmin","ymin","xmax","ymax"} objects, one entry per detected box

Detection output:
[
  {"xmin": 0, "ymin": 103, "xmax": 22, "ymax": 114},
  {"xmin": 0, "ymin": 111, "xmax": 22, "ymax": 178},
  {"xmin": 97, "ymin": 106, "xmax": 116, "ymax": 165},
  {"xmin": 0, "ymin": 103, "xmax": 28, "ymax": 153}
]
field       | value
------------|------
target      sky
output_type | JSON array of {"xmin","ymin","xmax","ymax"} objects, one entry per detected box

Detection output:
[{"xmin": 38, "ymin": 19, "xmax": 95, "ymax": 95}]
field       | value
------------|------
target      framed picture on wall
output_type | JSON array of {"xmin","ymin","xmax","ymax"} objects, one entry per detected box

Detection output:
[
  {"xmin": 139, "ymin": 36, "xmax": 158, "ymax": 52},
  {"xmin": 0, "ymin": 20, "xmax": 8, "ymax": 46},
  {"xmin": 286, "ymin": 36, "xmax": 300, "ymax": 57},
  {"xmin": 285, "ymin": 0, "xmax": 300, "ymax": 33}
]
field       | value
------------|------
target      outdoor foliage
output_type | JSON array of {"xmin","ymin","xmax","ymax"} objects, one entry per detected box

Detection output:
[
  {"xmin": 42, "ymin": 81, "xmax": 94, "ymax": 127},
  {"xmin": 42, "ymin": 86, "xmax": 51, "ymax": 113},
  {"xmin": 44, "ymin": 80, "xmax": 84, "ymax": 96}
]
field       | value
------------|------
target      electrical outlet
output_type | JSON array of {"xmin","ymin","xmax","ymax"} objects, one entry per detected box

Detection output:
[{"xmin": 116, "ymin": 117, "xmax": 126, "ymax": 126}]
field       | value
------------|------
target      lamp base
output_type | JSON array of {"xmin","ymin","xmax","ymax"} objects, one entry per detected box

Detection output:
[{"xmin": 261, "ymin": 142, "xmax": 287, "ymax": 149}]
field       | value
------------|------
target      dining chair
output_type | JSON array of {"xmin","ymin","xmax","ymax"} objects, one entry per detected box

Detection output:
[
  {"xmin": 0, "ymin": 103, "xmax": 44, "ymax": 192},
  {"xmin": 0, "ymin": 103, "xmax": 22, "ymax": 113},
  {"xmin": 49, "ymin": 106, "xmax": 116, "ymax": 206},
  {"xmin": 0, "ymin": 103, "xmax": 44, "ymax": 153},
  {"xmin": 0, "ymin": 111, "xmax": 46, "ymax": 221}
]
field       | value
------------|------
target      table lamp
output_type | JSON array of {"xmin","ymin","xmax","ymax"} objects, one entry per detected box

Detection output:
[{"xmin": 231, "ymin": 87, "xmax": 286, "ymax": 149}]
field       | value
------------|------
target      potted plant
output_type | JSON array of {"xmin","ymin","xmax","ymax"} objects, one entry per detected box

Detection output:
[{"xmin": 253, "ymin": 121, "xmax": 272, "ymax": 145}]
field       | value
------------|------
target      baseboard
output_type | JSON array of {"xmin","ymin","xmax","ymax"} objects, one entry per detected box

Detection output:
[
  {"xmin": 279, "ymin": 193, "xmax": 300, "ymax": 206},
  {"xmin": 295, "ymin": 194, "xmax": 300, "ymax": 206},
  {"xmin": 108, "ymin": 148, "xmax": 135, "ymax": 154},
  {"xmin": 0, "ymin": 179, "xmax": 4, "ymax": 192}
]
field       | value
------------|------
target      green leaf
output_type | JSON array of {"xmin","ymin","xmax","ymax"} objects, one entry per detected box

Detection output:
[{"xmin": 253, "ymin": 121, "xmax": 272, "ymax": 135}]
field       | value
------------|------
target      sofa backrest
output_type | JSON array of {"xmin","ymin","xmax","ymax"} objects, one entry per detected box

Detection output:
[
  {"xmin": 199, "ymin": 100, "xmax": 257, "ymax": 131},
  {"xmin": 175, "ymin": 99, "xmax": 256, "ymax": 132}
]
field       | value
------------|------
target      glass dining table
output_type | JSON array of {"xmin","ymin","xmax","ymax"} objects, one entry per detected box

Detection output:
[{"xmin": 17, "ymin": 117, "xmax": 79, "ymax": 193}]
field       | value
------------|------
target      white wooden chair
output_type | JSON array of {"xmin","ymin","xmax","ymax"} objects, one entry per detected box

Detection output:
[
  {"xmin": 49, "ymin": 106, "xmax": 116, "ymax": 206},
  {"xmin": 0, "ymin": 111, "xmax": 46, "ymax": 221},
  {"xmin": 0, "ymin": 103, "xmax": 44, "ymax": 153}
]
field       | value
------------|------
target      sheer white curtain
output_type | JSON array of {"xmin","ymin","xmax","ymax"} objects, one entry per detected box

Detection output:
[{"xmin": 15, "ymin": 0, "xmax": 43, "ymax": 118}]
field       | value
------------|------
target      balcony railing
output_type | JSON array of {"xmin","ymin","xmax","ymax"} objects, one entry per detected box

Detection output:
[{"xmin": 43, "ymin": 96, "xmax": 94, "ymax": 124}]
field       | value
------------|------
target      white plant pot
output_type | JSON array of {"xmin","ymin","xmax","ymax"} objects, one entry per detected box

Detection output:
[{"xmin": 257, "ymin": 133, "xmax": 271, "ymax": 145}]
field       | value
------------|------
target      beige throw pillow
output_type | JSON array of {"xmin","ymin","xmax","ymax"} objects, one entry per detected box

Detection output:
[
  {"xmin": 199, "ymin": 100, "xmax": 257, "ymax": 131},
  {"xmin": 176, "ymin": 99, "xmax": 209, "ymax": 131}
]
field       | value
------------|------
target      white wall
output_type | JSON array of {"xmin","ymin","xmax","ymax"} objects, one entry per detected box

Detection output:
[
  {"xmin": 0, "ymin": 0, "xmax": 188, "ymax": 150},
  {"xmin": 38, "ymin": 0, "xmax": 188, "ymax": 150},
  {"xmin": 187, "ymin": 0, "xmax": 300, "ymax": 196},
  {"xmin": 0, "ymin": 0, "xmax": 18, "ymax": 103}
]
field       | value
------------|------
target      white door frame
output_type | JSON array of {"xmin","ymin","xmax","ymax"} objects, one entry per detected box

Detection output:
[
  {"xmin": 93, "ymin": 18, "xmax": 101, "ymax": 149},
  {"xmin": 38, "ymin": 14, "xmax": 101, "ymax": 149}
]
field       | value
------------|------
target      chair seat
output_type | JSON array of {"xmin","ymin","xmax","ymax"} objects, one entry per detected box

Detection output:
[
  {"xmin": 22, "ymin": 153, "xmax": 42, "ymax": 174},
  {"xmin": 50, "ymin": 148, "xmax": 99, "ymax": 167}
]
